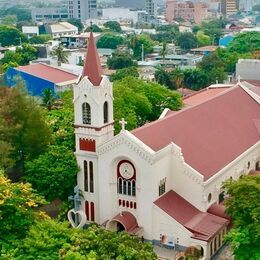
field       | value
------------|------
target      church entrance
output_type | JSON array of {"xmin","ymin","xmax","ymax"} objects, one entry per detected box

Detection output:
[{"xmin": 106, "ymin": 220, "xmax": 126, "ymax": 232}]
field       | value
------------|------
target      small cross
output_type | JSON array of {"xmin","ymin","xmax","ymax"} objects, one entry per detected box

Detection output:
[{"xmin": 119, "ymin": 118, "xmax": 127, "ymax": 131}]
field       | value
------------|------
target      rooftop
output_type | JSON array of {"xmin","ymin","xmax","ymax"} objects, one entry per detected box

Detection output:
[
  {"xmin": 154, "ymin": 190, "xmax": 229, "ymax": 241},
  {"xmin": 16, "ymin": 63, "xmax": 78, "ymax": 84},
  {"xmin": 191, "ymin": 46, "xmax": 218, "ymax": 52},
  {"xmin": 132, "ymin": 85, "xmax": 260, "ymax": 180}
]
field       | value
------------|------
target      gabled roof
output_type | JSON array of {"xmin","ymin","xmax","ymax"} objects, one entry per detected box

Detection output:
[
  {"xmin": 154, "ymin": 190, "xmax": 229, "ymax": 241},
  {"xmin": 82, "ymin": 32, "xmax": 102, "ymax": 86},
  {"xmin": 16, "ymin": 63, "xmax": 78, "ymax": 84},
  {"xmin": 132, "ymin": 86, "xmax": 260, "ymax": 180}
]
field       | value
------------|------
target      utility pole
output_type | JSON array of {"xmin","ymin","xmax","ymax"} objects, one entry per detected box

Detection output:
[{"xmin": 141, "ymin": 44, "xmax": 144, "ymax": 62}]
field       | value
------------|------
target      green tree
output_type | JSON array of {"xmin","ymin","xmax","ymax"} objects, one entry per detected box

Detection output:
[
  {"xmin": 223, "ymin": 175, "xmax": 260, "ymax": 259},
  {"xmin": 4, "ymin": 6, "xmax": 31, "ymax": 22},
  {"xmin": 154, "ymin": 69, "xmax": 174, "ymax": 89},
  {"xmin": 1, "ymin": 15, "xmax": 17, "ymax": 26},
  {"xmin": 24, "ymin": 145, "xmax": 78, "ymax": 201},
  {"xmin": 110, "ymin": 66, "xmax": 139, "ymax": 81},
  {"xmin": 67, "ymin": 18, "xmax": 84, "ymax": 32},
  {"xmin": 0, "ymin": 171, "xmax": 45, "ymax": 250},
  {"xmin": 0, "ymin": 84, "xmax": 51, "ymax": 170},
  {"xmin": 29, "ymin": 34, "xmax": 52, "ymax": 44},
  {"xmin": 97, "ymin": 33, "xmax": 124, "ymax": 49},
  {"xmin": 196, "ymin": 30, "xmax": 211, "ymax": 47},
  {"xmin": 128, "ymin": 34, "xmax": 154, "ymax": 60},
  {"xmin": 113, "ymin": 77, "xmax": 182, "ymax": 132},
  {"xmin": 2, "ymin": 61, "xmax": 19, "ymax": 72},
  {"xmin": 104, "ymin": 21, "xmax": 122, "ymax": 32},
  {"xmin": 12, "ymin": 220, "xmax": 156, "ymax": 259},
  {"xmin": 170, "ymin": 68, "xmax": 184, "ymax": 94},
  {"xmin": 183, "ymin": 68, "xmax": 208, "ymax": 90},
  {"xmin": 107, "ymin": 51, "xmax": 137, "ymax": 69},
  {"xmin": 0, "ymin": 25, "xmax": 27, "ymax": 46},
  {"xmin": 50, "ymin": 44, "xmax": 69, "ymax": 65},
  {"xmin": 42, "ymin": 88, "xmax": 55, "ymax": 110},
  {"xmin": 227, "ymin": 32, "xmax": 260, "ymax": 54},
  {"xmin": 46, "ymin": 91, "xmax": 75, "ymax": 150},
  {"xmin": 176, "ymin": 32, "xmax": 198, "ymax": 50},
  {"xmin": 16, "ymin": 44, "xmax": 37, "ymax": 65},
  {"xmin": 85, "ymin": 24, "xmax": 102, "ymax": 32}
]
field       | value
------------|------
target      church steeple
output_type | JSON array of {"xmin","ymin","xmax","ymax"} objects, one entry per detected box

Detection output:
[{"xmin": 82, "ymin": 32, "xmax": 102, "ymax": 86}]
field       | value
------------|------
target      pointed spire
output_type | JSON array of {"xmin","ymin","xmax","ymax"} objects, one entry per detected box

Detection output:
[{"xmin": 82, "ymin": 32, "xmax": 102, "ymax": 86}]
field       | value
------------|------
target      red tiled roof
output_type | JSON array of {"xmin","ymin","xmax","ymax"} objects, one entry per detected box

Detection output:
[
  {"xmin": 183, "ymin": 87, "xmax": 231, "ymax": 106},
  {"xmin": 154, "ymin": 190, "xmax": 229, "ymax": 241},
  {"xmin": 132, "ymin": 86, "xmax": 260, "ymax": 180},
  {"xmin": 16, "ymin": 63, "xmax": 78, "ymax": 84},
  {"xmin": 82, "ymin": 32, "xmax": 102, "ymax": 86},
  {"xmin": 110, "ymin": 211, "xmax": 139, "ymax": 233},
  {"xmin": 207, "ymin": 203, "xmax": 231, "ymax": 220}
]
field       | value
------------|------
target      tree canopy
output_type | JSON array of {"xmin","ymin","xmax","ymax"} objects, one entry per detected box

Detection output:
[
  {"xmin": 113, "ymin": 77, "xmax": 182, "ymax": 133},
  {"xmin": 107, "ymin": 51, "xmax": 137, "ymax": 69},
  {"xmin": 97, "ymin": 33, "xmax": 124, "ymax": 49},
  {"xmin": 224, "ymin": 175, "xmax": 260, "ymax": 259},
  {"xmin": 176, "ymin": 32, "xmax": 198, "ymax": 50},
  {"xmin": 0, "ymin": 25, "xmax": 27, "ymax": 46},
  {"xmin": 227, "ymin": 32, "xmax": 260, "ymax": 54},
  {"xmin": 0, "ymin": 171, "xmax": 45, "ymax": 250},
  {"xmin": 67, "ymin": 18, "xmax": 84, "ymax": 32},
  {"xmin": 110, "ymin": 66, "xmax": 139, "ymax": 81},
  {"xmin": 103, "ymin": 21, "xmax": 122, "ymax": 32},
  {"xmin": 0, "ymin": 85, "xmax": 51, "ymax": 171}
]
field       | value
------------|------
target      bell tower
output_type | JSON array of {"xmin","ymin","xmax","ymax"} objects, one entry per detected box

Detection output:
[{"xmin": 73, "ymin": 32, "xmax": 114, "ymax": 224}]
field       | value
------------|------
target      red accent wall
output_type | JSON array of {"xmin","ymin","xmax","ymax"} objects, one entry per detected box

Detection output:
[{"xmin": 80, "ymin": 138, "xmax": 96, "ymax": 152}]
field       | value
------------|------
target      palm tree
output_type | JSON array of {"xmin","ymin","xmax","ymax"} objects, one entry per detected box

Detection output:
[
  {"xmin": 160, "ymin": 42, "xmax": 168, "ymax": 67},
  {"xmin": 42, "ymin": 88, "xmax": 54, "ymax": 111},
  {"xmin": 171, "ymin": 68, "xmax": 184, "ymax": 96},
  {"xmin": 50, "ymin": 44, "xmax": 68, "ymax": 66}
]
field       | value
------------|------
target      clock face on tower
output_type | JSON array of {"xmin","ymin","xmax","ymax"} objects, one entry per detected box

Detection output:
[{"xmin": 119, "ymin": 161, "xmax": 135, "ymax": 179}]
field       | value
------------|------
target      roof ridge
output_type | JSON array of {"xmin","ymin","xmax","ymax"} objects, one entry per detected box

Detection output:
[{"xmin": 132, "ymin": 86, "xmax": 236, "ymax": 134}]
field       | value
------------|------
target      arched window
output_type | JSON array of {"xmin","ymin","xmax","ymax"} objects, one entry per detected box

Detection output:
[
  {"xmin": 84, "ymin": 161, "xmax": 88, "ymax": 192},
  {"xmin": 82, "ymin": 102, "xmax": 91, "ymax": 125},
  {"xmin": 132, "ymin": 180, "xmax": 136, "ymax": 196},
  {"xmin": 90, "ymin": 202, "xmax": 95, "ymax": 221},
  {"xmin": 118, "ymin": 178, "xmax": 123, "ymax": 194},
  {"xmin": 103, "ymin": 101, "xmax": 108, "ymax": 124},
  {"xmin": 89, "ymin": 161, "xmax": 94, "ymax": 193},
  {"xmin": 123, "ymin": 180, "xmax": 127, "ymax": 195},
  {"xmin": 85, "ymin": 201, "xmax": 89, "ymax": 220}
]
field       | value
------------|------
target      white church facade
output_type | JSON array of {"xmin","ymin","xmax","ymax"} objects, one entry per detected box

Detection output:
[{"xmin": 68, "ymin": 32, "xmax": 260, "ymax": 259}]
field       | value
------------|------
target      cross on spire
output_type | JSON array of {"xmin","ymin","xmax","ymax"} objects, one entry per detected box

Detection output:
[{"xmin": 119, "ymin": 118, "xmax": 127, "ymax": 131}]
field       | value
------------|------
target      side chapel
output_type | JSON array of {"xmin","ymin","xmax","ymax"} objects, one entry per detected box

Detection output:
[{"xmin": 69, "ymin": 32, "xmax": 260, "ymax": 259}]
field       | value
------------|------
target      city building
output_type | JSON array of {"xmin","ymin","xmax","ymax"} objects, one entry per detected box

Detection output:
[
  {"xmin": 220, "ymin": 0, "xmax": 239, "ymax": 16},
  {"xmin": 67, "ymin": 32, "xmax": 260, "ymax": 259},
  {"xmin": 22, "ymin": 26, "xmax": 39, "ymax": 39},
  {"xmin": 68, "ymin": 0, "xmax": 97, "ymax": 23},
  {"xmin": 31, "ymin": 7, "xmax": 69, "ymax": 22},
  {"xmin": 166, "ymin": 0, "xmax": 208, "ymax": 24},
  {"xmin": 115, "ymin": 0, "xmax": 145, "ymax": 9},
  {"xmin": 4, "ymin": 63, "xmax": 79, "ymax": 96},
  {"xmin": 45, "ymin": 22, "xmax": 78, "ymax": 39},
  {"xmin": 146, "ymin": 0, "xmax": 156, "ymax": 18}
]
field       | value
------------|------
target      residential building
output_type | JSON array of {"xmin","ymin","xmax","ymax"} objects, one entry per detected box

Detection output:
[
  {"xmin": 22, "ymin": 26, "xmax": 39, "ymax": 39},
  {"xmin": 4, "ymin": 63, "xmax": 79, "ymax": 95},
  {"xmin": 68, "ymin": 33, "xmax": 260, "ymax": 259},
  {"xmin": 45, "ymin": 22, "xmax": 78, "ymax": 39},
  {"xmin": 220, "ymin": 0, "xmax": 239, "ymax": 16},
  {"xmin": 166, "ymin": 0, "xmax": 208, "ymax": 24},
  {"xmin": 68, "ymin": 0, "xmax": 97, "ymax": 23},
  {"xmin": 31, "ymin": 7, "xmax": 69, "ymax": 22},
  {"xmin": 146, "ymin": 0, "xmax": 156, "ymax": 18}
]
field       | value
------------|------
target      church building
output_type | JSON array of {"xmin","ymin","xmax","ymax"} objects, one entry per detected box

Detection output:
[{"xmin": 68, "ymin": 32, "xmax": 260, "ymax": 259}]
